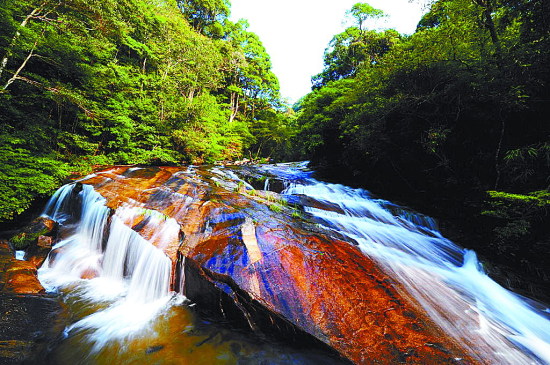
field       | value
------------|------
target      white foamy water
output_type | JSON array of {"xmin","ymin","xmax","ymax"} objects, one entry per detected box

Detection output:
[
  {"xmin": 65, "ymin": 295, "xmax": 174, "ymax": 353},
  {"xmin": 39, "ymin": 183, "xmax": 175, "ymax": 352},
  {"xmin": 115, "ymin": 202, "xmax": 181, "ymax": 252},
  {"xmin": 283, "ymin": 177, "xmax": 550, "ymax": 364}
]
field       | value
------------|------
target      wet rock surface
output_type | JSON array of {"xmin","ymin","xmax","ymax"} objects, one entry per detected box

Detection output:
[
  {"xmin": 0, "ymin": 240, "xmax": 62, "ymax": 365},
  {"xmin": 0, "ymin": 240, "xmax": 45, "ymax": 296},
  {"xmin": 75, "ymin": 166, "xmax": 476, "ymax": 363},
  {"xmin": 8, "ymin": 217, "xmax": 57, "ymax": 251}
]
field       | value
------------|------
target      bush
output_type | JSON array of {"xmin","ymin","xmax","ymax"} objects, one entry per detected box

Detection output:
[{"xmin": 0, "ymin": 142, "xmax": 69, "ymax": 222}]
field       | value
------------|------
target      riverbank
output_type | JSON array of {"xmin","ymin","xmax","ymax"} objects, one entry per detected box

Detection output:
[{"xmin": 0, "ymin": 239, "xmax": 64, "ymax": 365}]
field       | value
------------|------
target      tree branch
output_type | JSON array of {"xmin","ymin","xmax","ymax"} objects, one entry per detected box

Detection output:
[
  {"xmin": 2, "ymin": 39, "xmax": 38, "ymax": 90},
  {"xmin": 0, "ymin": 2, "xmax": 49, "ymax": 80}
]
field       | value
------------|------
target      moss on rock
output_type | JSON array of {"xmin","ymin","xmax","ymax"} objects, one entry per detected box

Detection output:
[{"xmin": 8, "ymin": 217, "xmax": 56, "ymax": 250}]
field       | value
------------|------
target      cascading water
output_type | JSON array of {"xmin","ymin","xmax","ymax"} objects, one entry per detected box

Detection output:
[
  {"xmin": 40, "ymin": 184, "xmax": 110, "ymax": 287},
  {"xmin": 38, "ymin": 183, "xmax": 174, "ymax": 354},
  {"xmin": 275, "ymin": 163, "xmax": 550, "ymax": 365},
  {"xmin": 33, "ymin": 164, "xmax": 550, "ymax": 364},
  {"xmin": 37, "ymin": 171, "xmax": 347, "ymax": 364}
]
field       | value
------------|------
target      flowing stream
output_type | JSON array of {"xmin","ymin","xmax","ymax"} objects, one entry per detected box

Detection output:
[
  {"xmin": 36, "ymin": 162, "xmax": 549, "ymax": 364},
  {"xmin": 275, "ymin": 163, "xmax": 550, "ymax": 364}
]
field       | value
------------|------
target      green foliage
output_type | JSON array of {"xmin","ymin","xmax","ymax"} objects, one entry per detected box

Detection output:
[
  {"xmin": 9, "ymin": 226, "xmax": 49, "ymax": 250},
  {"xmin": 482, "ymin": 189, "xmax": 549, "ymax": 255},
  {"xmin": 346, "ymin": 3, "xmax": 385, "ymax": 30},
  {"xmin": 312, "ymin": 27, "xmax": 400, "ymax": 88},
  {"xmin": 297, "ymin": 0, "xmax": 549, "ymax": 200},
  {"xmin": 485, "ymin": 190, "xmax": 550, "ymax": 209},
  {"xmin": 0, "ymin": 0, "xmax": 289, "ymax": 222},
  {"xmin": 248, "ymin": 107, "xmax": 298, "ymax": 161},
  {"xmin": 9, "ymin": 232, "xmax": 30, "ymax": 250},
  {"xmin": 291, "ymin": 210, "xmax": 302, "ymax": 219},
  {"xmin": 0, "ymin": 141, "xmax": 69, "ymax": 221},
  {"xmin": 294, "ymin": 0, "xmax": 550, "ymax": 275},
  {"xmin": 234, "ymin": 180, "xmax": 246, "ymax": 192},
  {"xmin": 226, "ymin": 20, "xmax": 281, "ymax": 105},
  {"xmin": 177, "ymin": 0, "xmax": 230, "ymax": 37},
  {"xmin": 8, "ymin": 217, "xmax": 55, "ymax": 249},
  {"xmin": 268, "ymin": 203, "xmax": 283, "ymax": 213},
  {"xmin": 503, "ymin": 143, "xmax": 550, "ymax": 186}
]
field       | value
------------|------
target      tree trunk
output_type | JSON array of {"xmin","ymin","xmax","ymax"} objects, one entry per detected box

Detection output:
[
  {"xmin": 229, "ymin": 91, "xmax": 239, "ymax": 123},
  {"xmin": 472, "ymin": 0, "xmax": 506, "ymax": 188},
  {"xmin": 472, "ymin": 0, "xmax": 502, "ymax": 59},
  {"xmin": 187, "ymin": 88, "xmax": 195, "ymax": 101},
  {"xmin": 0, "ymin": 3, "xmax": 47, "ymax": 81},
  {"xmin": 494, "ymin": 120, "xmax": 505, "ymax": 189}
]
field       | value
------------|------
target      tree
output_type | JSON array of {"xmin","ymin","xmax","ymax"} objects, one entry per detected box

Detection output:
[
  {"xmin": 295, "ymin": 0, "xmax": 550, "ymax": 286},
  {"xmin": 0, "ymin": 0, "xmax": 289, "ymax": 221},
  {"xmin": 177, "ymin": 0, "xmax": 231, "ymax": 38},
  {"xmin": 346, "ymin": 2, "xmax": 384, "ymax": 31},
  {"xmin": 312, "ymin": 28, "xmax": 399, "ymax": 88},
  {"xmin": 223, "ymin": 20, "xmax": 280, "ymax": 121},
  {"xmin": 311, "ymin": 3, "xmax": 399, "ymax": 88}
]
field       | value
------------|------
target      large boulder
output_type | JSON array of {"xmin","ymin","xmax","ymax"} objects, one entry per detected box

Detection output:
[
  {"xmin": 8, "ymin": 217, "xmax": 57, "ymax": 251},
  {"xmin": 76, "ymin": 166, "xmax": 474, "ymax": 363}
]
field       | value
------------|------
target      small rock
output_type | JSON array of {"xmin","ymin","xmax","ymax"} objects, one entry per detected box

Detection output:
[
  {"xmin": 145, "ymin": 345, "xmax": 164, "ymax": 354},
  {"xmin": 80, "ymin": 268, "xmax": 99, "ymax": 280},
  {"xmin": 5, "ymin": 261, "xmax": 44, "ymax": 294},
  {"xmin": 37, "ymin": 236, "xmax": 52, "ymax": 249},
  {"xmin": 8, "ymin": 217, "xmax": 57, "ymax": 250}
]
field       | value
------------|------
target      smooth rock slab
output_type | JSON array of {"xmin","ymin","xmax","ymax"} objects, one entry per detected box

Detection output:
[
  {"xmin": 79, "ymin": 166, "xmax": 475, "ymax": 364},
  {"xmin": 183, "ymin": 205, "xmax": 471, "ymax": 363}
]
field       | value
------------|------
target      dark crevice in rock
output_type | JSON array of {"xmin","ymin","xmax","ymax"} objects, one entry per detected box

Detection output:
[{"xmin": 182, "ymin": 257, "xmax": 352, "ymax": 364}]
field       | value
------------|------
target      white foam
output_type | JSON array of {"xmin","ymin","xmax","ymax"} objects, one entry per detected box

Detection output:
[{"xmin": 15, "ymin": 250, "xmax": 25, "ymax": 260}]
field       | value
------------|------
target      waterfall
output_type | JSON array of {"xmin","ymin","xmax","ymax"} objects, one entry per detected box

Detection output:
[
  {"xmin": 40, "ymin": 184, "xmax": 110, "ymax": 288},
  {"xmin": 38, "ymin": 183, "xmax": 174, "ymax": 352},
  {"xmin": 33, "ymin": 164, "xmax": 550, "ymax": 363},
  {"xmin": 283, "ymin": 176, "xmax": 550, "ymax": 364},
  {"xmin": 41, "ymin": 183, "xmax": 78, "ymax": 222}
]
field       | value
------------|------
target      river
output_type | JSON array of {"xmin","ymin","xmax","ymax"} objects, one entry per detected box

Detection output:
[{"xmin": 36, "ymin": 162, "xmax": 549, "ymax": 364}]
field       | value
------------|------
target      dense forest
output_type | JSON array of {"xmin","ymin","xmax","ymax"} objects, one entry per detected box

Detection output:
[
  {"xmin": 293, "ymin": 0, "xmax": 549, "ymax": 295},
  {"xmin": 0, "ymin": 0, "xmax": 295, "ymax": 221},
  {"xmin": 1, "ymin": 0, "xmax": 548, "ymax": 295}
]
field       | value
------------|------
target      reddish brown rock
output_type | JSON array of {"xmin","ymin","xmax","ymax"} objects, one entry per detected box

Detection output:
[
  {"xmin": 37, "ymin": 235, "xmax": 52, "ymax": 249},
  {"xmin": 27, "ymin": 255, "xmax": 45, "ymax": 268},
  {"xmin": 78, "ymin": 166, "xmax": 476, "ymax": 364},
  {"xmin": 0, "ymin": 239, "xmax": 62, "ymax": 364},
  {"xmin": 1, "ymin": 239, "xmax": 44, "ymax": 294},
  {"xmin": 183, "ymin": 212, "xmax": 472, "ymax": 364},
  {"xmin": 4, "ymin": 261, "xmax": 45, "ymax": 294},
  {"xmin": 80, "ymin": 270, "xmax": 98, "ymax": 280}
]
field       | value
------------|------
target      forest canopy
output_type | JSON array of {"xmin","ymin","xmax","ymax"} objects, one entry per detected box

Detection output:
[
  {"xmin": 0, "ymin": 0, "xmax": 295, "ymax": 221},
  {"xmin": 295, "ymin": 0, "xmax": 549, "ymax": 198}
]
